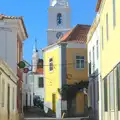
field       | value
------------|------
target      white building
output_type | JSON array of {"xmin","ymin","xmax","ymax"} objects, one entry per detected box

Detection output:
[
  {"xmin": 23, "ymin": 60, "xmax": 34, "ymax": 107},
  {"xmin": 23, "ymin": 47, "xmax": 44, "ymax": 107},
  {"xmin": 29, "ymin": 73, "xmax": 44, "ymax": 101},
  {"xmin": 0, "ymin": 14, "xmax": 28, "ymax": 74},
  {"xmin": 87, "ymin": 13, "xmax": 101, "ymax": 120},
  {"xmin": 0, "ymin": 14, "xmax": 28, "ymax": 120},
  {"xmin": 47, "ymin": 0, "xmax": 71, "ymax": 45},
  {"xmin": 0, "ymin": 58, "xmax": 18, "ymax": 120},
  {"xmin": 23, "ymin": 72, "xmax": 44, "ymax": 107},
  {"xmin": 32, "ymin": 46, "xmax": 39, "ymax": 73}
]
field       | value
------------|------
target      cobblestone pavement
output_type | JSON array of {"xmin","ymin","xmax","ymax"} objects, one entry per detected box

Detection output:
[
  {"xmin": 24, "ymin": 107, "xmax": 89, "ymax": 120},
  {"xmin": 24, "ymin": 106, "xmax": 45, "ymax": 118},
  {"xmin": 24, "ymin": 118, "xmax": 88, "ymax": 120}
]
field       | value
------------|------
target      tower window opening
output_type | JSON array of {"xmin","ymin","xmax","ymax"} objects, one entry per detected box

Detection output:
[{"xmin": 57, "ymin": 13, "xmax": 62, "ymax": 25}]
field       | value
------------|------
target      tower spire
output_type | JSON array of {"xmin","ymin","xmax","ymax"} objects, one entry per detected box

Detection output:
[{"xmin": 35, "ymin": 38, "xmax": 38, "ymax": 52}]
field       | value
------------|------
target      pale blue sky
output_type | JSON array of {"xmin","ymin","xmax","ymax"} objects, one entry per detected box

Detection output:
[{"xmin": 0, "ymin": 0, "xmax": 97, "ymax": 63}]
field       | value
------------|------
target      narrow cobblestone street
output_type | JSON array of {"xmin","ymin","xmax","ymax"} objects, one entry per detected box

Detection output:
[
  {"xmin": 24, "ymin": 117, "xmax": 88, "ymax": 120},
  {"xmin": 24, "ymin": 107, "xmax": 45, "ymax": 118},
  {"xmin": 23, "ymin": 107, "xmax": 89, "ymax": 120}
]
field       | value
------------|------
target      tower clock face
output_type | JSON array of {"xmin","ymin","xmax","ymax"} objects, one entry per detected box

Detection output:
[{"xmin": 56, "ymin": 32, "xmax": 63, "ymax": 39}]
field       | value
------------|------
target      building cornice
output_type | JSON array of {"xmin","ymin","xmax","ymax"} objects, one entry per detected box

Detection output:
[
  {"xmin": 87, "ymin": 15, "xmax": 100, "ymax": 44},
  {"xmin": 47, "ymin": 28, "xmax": 71, "ymax": 32},
  {"xmin": 42, "ymin": 43, "xmax": 58, "ymax": 52},
  {"xmin": 17, "ymin": 18, "xmax": 28, "ymax": 41},
  {"xmin": 97, "ymin": 0, "xmax": 106, "ymax": 16},
  {"xmin": 0, "ymin": 14, "xmax": 28, "ymax": 38},
  {"xmin": 0, "ymin": 58, "xmax": 18, "ymax": 83}
]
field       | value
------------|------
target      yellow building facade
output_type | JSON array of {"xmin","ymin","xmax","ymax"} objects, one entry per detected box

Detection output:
[
  {"xmin": 43, "ymin": 43, "xmax": 67, "ymax": 118},
  {"xmin": 66, "ymin": 44, "xmax": 88, "ymax": 113},
  {"xmin": 96, "ymin": 0, "xmax": 120, "ymax": 120},
  {"xmin": 43, "ymin": 24, "xmax": 90, "ymax": 118},
  {"xmin": 43, "ymin": 44, "xmax": 62, "ymax": 113}
]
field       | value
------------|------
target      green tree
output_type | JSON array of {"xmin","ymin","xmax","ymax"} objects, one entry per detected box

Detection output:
[{"xmin": 58, "ymin": 80, "xmax": 89, "ymax": 116}]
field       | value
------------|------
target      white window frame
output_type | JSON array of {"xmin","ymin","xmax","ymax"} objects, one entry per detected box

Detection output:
[
  {"xmin": 49, "ymin": 58, "xmax": 53, "ymax": 72},
  {"xmin": 113, "ymin": 0, "xmax": 116, "ymax": 27},
  {"xmin": 102, "ymin": 26, "xmax": 104, "ymax": 49},
  {"xmin": 0, "ymin": 72, "xmax": 1, "ymax": 107},
  {"xmin": 109, "ymin": 71, "xmax": 115, "ymax": 111},
  {"xmin": 75, "ymin": 55, "xmax": 85, "ymax": 69},
  {"xmin": 106, "ymin": 13, "xmax": 109, "ymax": 40},
  {"xmin": 96, "ymin": 40, "xmax": 99, "ymax": 59},
  {"xmin": 92, "ymin": 46, "xmax": 95, "ymax": 72},
  {"xmin": 13, "ymin": 87, "xmax": 15, "ymax": 110},
  {"xmin": 2, "ymin": 79, "xmax": 5, "ymax": 107}
]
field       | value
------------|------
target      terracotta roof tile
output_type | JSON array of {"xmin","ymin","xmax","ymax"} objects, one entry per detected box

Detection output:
[
  {"xmin": 96, "ymin": 0, "xmax": 102, "ymax": 12},
  {"xmin": 60, "ymin": 29, "xmax": 73, "ymax": 41},
  {"xmin": 59, "ymin": 24, "xmax": 90, "ymax": 44},
  {"xmin": 0, "ymin": 14, "xmax": 28, "ymax": 38}
]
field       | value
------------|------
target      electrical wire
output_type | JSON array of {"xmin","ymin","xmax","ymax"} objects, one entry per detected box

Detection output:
[{"xmin": 27, "ymin": 60, "xmax": 94, "ymax": 67}]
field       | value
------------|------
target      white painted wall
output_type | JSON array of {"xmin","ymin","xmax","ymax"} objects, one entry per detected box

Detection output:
[
  {"xmin": 0, "ymin": 58, "xmax": 18, "ymax": 120},
  {"xmin": 88, "ymin": 19, "xmax": 101, "ymax": 120},
  {"xmin": 23, "ymin": 73, "xmax": 44, "ymax": 107},
  {"xmin": 23, "ymin": 73, "xmax": 34, "ymax": 107},
  {"xmin": 32, "ymin": 74, "xmax": 44, "ymax": 99},
  {"xmin": 0, "ymin": 20, "xmax": 17, "ymax": 74}
]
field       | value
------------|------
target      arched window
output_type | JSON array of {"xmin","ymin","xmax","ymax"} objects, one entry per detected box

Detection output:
[{"xmin": 57, "ymin": 13, "xmax": 62, "ymax": 25}]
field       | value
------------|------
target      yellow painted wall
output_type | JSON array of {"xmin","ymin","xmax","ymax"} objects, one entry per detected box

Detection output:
[
  {"xmin": 66, "ymin": 48, "xmax": 88, "ymax": 113},
  {"xmin": 100, "ymin": 0, "xmax": 120, "ymax": 78},
  {"xmin": 44, "ymin": 46, "xmax": 61, "ymax": 111}
]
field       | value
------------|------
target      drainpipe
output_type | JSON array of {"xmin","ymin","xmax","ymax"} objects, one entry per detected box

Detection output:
[{"xmin": 58, "ymin": 42, "xmax": 67, "ymax": 118}]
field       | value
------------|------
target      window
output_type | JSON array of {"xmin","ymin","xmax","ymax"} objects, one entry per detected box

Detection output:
[
  {"xmin": 97, "ymin": 80, "xmax": 99, "ymax": 102},
  {"xmin": 13, "ymin": 88, "xmax": 15, "ymax": 109},
  {"xmin": 104, "ymin": 77, "xmax": 108, "ymax": 111},
  {"xmin": 96, "ymin": 40, "xmax": 99, "ymax": 59},
  {"xmin": 89, "ymin": 51, "xmax": 91, "ymax": 62},
  {"xmin": 26, "ymin": 93, "xmax": 28, "ymax": 107},
  {"xmin": 49, "ymin": 58, "xmax": 53, "ymax": 71},
  {"xmin": 109, "ymin": 71, "xmax": 115, "ymax": 111},
  {"xmin": 102, "ymin": 27, "xmax": 104, "ymax": 49},
  {"xmin": 0, "ymin": 73, "xmax": 1, "ymax": 107},
  {"xmin": 2, "ymin": 79, "xmax": 5, "ymax": 107},
  {"xmin": 117, "ymin": 64, "xmax": 120, "ymax": 110},
  {"xmin": 30, "ymin": 94, "xmax": 32, "ymax": 106},
  {"xmin": 38, "ymin": 77, "xmax": 44, "ymax": 88},
  {"xmin": 89, "ymin": 51, "xmax": 91, "ymax": 75},
  {"xmin": 90, "ymin": 85, "xmax": 93, "ymax": 106},
  {"xmin": 57, "ymin": 13, "xmax": 62, "ymax": 25},
  {"xmin": 93, "ymin": 46, "xmax": 95, "ymax": 71},
  {"xmin": 17, "ymin": 40, "xmax": 20, "ymax": 62},
  {"xmin": 113, "ymin": 0, "xmax": 116, "ymax": 27},
  {"xmin": 75, "ymin": 56, "xmax": 85, "ymax": 69},
  {"xmin": 26, "ymin": 74, "xmax": 27, "ymax": 84},
  {"xmin": 106, "ymin": 13, "xmax": 109, "ymax": 40}
]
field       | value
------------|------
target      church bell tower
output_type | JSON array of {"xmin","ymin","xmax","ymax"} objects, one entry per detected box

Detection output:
[{"xmin": 47, "ymin": 0, "xmax": 71, "ymax": 45}]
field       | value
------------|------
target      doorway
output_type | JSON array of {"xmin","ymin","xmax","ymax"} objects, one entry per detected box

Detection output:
[
  {"xmin": 30, "ymin": 94, "xmax": 31, "ymax": 107},
  {"xmin": 52, "ymin": 94, "xmax": 56, "ymax": 112},
  {"xmin": 7, "ymin": 84, "xmax": 10, "ymax": 120},
  {"xmin": 26, "ymin": 93, "xmax": 28, "ymax": 107}
]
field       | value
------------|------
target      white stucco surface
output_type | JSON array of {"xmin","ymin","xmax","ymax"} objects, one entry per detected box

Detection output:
[
  {"xmin": 23, "ymin": 73, "xmax": 44, "ymax": 107},
  {"xmin": 88, "ymin": 20, "xmax": 101, "ymax": 120}
]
